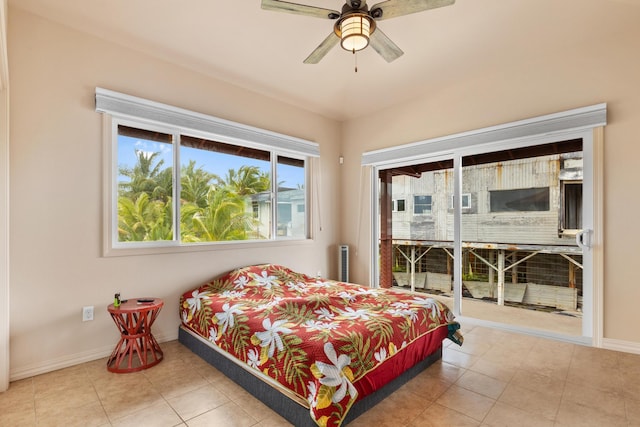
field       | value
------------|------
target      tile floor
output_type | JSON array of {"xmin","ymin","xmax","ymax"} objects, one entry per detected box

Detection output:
[{"xmin": 1, "ymin": 324, "xmax": 640, "ymax": 426}]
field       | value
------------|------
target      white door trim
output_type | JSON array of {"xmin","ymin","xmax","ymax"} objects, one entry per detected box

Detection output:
[{"xmin": 0, "ymin": 0, "xmax": 10, "ymax": 392}]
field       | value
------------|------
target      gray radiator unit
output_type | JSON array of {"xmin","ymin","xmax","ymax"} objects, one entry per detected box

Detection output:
[{"xmin": 338, "ymin": 245, "xmax": 349, "ymax": 282}]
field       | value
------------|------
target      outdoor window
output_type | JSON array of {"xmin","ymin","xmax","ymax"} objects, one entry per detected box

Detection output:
[
  {"xmin": 561, "ymin": 181, "xmax": 582, "ymax": 231},
  {"xmin": 414, "ymin": 195, "xmax": 432, "ymax": 214},
  {"xmin": 449, "ymin": 193, "xmax": 471, "ymax": 209},
  {"xmin": 392, "ymin": 199, "xmax": 406, "ymax": 212},
  {"xmin": 97, "ymin": 88, "xmax": 318, "ymax": 253},
  {"xmin": 116, "ymin": 123, "xmax": 309, "ymax": 245},
  {"xmin": 490, "ymin": 187, "xmax": 549, "ymax": 212}
]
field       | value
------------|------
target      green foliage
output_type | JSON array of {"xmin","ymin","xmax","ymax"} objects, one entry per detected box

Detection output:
[
  {"xmin": 118, "ymin": 150, "xmax": 270, "ymax": 243},
  {"xmin": 462, "ymin": 272, "xmax": 488, "ymax": 282}
]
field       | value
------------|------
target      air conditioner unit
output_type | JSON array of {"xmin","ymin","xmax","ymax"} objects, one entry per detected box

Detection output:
[{"xmin": 338, "ymin": 245, "xmax": 349, "ymax": 282}]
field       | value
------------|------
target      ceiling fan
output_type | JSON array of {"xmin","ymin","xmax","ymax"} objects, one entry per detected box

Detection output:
[{"xmin": 261, "ymin": 0, "xmax": 455, "ymax": 64}]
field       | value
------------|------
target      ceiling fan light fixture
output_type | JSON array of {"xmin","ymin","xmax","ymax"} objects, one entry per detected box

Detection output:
[{"xmin": 340, "ymin": 14, "xmax": 371, "ymax": 52}]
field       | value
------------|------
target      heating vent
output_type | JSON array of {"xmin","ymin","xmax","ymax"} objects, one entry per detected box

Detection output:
[{"xmin": 338, "ymin": 245, "xmax": 349, "ymax": 282}]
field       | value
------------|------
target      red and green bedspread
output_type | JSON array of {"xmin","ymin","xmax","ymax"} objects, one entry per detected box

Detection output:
[{"xmin": 180, "ymin": 264, "xmax": 461, "ymax": 427}]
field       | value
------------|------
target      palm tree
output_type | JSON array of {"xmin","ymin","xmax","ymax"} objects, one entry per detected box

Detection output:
[
  {"xmin": 181, "ymin": 187, "xmax": 253, "ymax": 242},
  {"xmin": 118, "ymin": 193, "xmax": 173, "ymax": 241},
  {"xmin": 119, "ymin": 150, "xmax": 172, "ymax": 203},
  {"xmin": 181, "ymin": 160, "xmax": 215, "ymax": 208},
  {"xmin": 225, "ymin": 165, "xmax": 270, "ymax": 197}
]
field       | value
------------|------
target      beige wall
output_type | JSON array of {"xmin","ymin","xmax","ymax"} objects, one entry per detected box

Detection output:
[
  {"xmin": 8, "ymin": 3, "xmax": 640, "ymax": 377},
  {"xmin": 341, "ymin": 21, "xmax": 640, "ymax": 344},
  {"xmin": 8, "ymin": 9, "xmax": 341, "ymax": 377}
]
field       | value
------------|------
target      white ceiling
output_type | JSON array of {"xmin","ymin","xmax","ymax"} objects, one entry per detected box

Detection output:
[{"xmin": 9, "ymin": 0, "xmax": 640, "ymax": 121}]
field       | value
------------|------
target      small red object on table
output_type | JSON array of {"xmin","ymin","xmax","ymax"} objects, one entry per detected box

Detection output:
[{"xmin": 107, "ymin": 298, "xmax": 164, "ymax": 373}]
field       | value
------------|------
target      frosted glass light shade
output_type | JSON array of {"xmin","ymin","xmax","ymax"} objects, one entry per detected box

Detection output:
[{"xmin": 340, "ymin": 15, "xmax": 370, "ymax": 52}]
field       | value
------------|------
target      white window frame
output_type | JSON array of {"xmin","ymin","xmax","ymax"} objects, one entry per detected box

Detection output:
[
  {"xmin": 391, "ymin": 198, "xmax": 406, "ymax": 212},
  {"xmin": 413, "ymin": 195, "xmax": 432, "ymax": 215},
  {"xmin": 450, "ymin": 193, "xmax": 471, "ymax": 209},
  {"xmin": 96, "ymin": 88, "xmax": 319, "ymax": 256}
]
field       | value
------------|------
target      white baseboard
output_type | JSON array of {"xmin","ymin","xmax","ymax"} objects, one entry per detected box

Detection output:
[
  {"xmin": 602, "ymin": 337, "xmax": 640, "ymax": 355},
  {"xmin": 9, "ymin": 331, "xmax": 179, "ymax": 382}
]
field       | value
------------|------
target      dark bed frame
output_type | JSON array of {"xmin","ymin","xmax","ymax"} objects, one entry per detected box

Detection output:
[{"xmin": 178, "ymin": 326, "xmax": 443, "ymax": 426}]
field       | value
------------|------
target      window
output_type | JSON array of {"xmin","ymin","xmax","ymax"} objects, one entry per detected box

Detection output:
[
  {"xmin": 490, "ymin": 187, "xmax": 549, "ymax": 212},
  {"xmin": 392, "ymin": 199, "xmax": 406, "ymax": 212},
  {"xmin": 449, "ymin": 193, "xmax": 471, "ymax": 209},
  {"xmin": 561, "ymin": 181, "xmax": 582, "ymax": 231},
  {"xmin": 414, "ymin": 195, "xmax": 432, "ymax": 214},
  {"xmin": 97, "ymin": 88, "xmax": 318, "ymax": 252}
]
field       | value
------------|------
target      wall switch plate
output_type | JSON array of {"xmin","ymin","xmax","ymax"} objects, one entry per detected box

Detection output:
[{"xmin": 82, "ymin": 306, "xmax": 94, "ymax": 322}]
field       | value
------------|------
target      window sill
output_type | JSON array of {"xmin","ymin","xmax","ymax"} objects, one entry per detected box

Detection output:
[{"xmin": 104, "ymin": 238, "xmax": 315, "ymax": 257}]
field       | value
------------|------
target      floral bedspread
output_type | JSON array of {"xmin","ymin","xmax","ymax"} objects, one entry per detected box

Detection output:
[{"xmin": 180, "ymin": 264, "xmax": 461, "ymax": 427}]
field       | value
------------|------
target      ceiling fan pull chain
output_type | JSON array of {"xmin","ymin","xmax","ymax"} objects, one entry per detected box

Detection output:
[{"xmin": 353, "ymin": 48, "xmax": 358, "ymax": 73}]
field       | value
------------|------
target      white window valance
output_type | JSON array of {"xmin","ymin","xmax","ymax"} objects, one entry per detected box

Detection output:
[
  {"xmin": 362, "ymin": 103, "xmax": 606, "ymax": 166},
  {"xmin": 95, "ymin": 87, "xmax": 320, "ymax": 158}
]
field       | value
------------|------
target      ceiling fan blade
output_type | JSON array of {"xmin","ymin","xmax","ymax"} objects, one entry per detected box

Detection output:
[
  {"xmin": 369, "ymin": 28, "xmax": 404, "ymax": 62},
  {"xmin": 261, "ymin": 0, "xmax": 340, "ymax": 19},
  {"xmin": 369, "ymin": 0, "xmax": 455, "ymax": 20},
  {"xmin": 303, "ymin": 32, "xmax": 340, "ymax": 64}
]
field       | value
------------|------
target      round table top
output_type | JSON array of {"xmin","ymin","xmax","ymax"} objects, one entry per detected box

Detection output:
[{"xmin": 107, "ymin": 297, "xmax": 164, "ymax": 313}]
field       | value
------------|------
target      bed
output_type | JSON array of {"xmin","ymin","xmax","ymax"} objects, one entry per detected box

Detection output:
[{"xmin": 178, "ymin": 264, "xmax": 462, "ymax": 426}]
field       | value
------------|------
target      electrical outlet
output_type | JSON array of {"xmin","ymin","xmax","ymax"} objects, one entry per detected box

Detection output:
[{"xmin": 82, "ymin": 306, "xmax": 94, "ymax": 322}]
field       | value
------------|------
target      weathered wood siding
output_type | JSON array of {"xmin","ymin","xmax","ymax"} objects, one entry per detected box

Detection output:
[{"xmin": 391, "ymin": 155, "xmax": 579, "ymax": 246}]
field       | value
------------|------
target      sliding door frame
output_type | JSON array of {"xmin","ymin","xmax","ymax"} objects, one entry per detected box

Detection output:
[{"xmin": 365, "ymin": 104, "xmax": 605, "ymax": 346}]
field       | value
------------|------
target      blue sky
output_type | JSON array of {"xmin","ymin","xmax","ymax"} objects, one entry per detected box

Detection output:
[{"xmin": 117, "ymin": 135, "xmax": 303, "ymax": 188}]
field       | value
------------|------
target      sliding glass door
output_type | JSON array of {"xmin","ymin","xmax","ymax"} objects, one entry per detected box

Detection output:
[
  {"xmin": 374, "ymin": 131, "xmax": 597, "ymax": 342},
  {"xmin": 458, "ymin": 140, "xmax": 586, "ymax": 337}
]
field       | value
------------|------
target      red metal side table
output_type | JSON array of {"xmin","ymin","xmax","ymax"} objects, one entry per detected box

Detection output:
[{"xmin": 107, "ymin": 298, "xmax": 164, "ymax": 373}]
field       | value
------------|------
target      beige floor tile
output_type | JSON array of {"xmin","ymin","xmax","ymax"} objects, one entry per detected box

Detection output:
[
  {"xmin": 562, "ymin": 380, "xmax": 626, "ymax": 418},
  {"xmin": 167, "ymin": 383, "xmax": 230, "ymax": 421},
  {"xmin": 618, "ymin": 351, "xmax": 640, "ymax": 376},
  {"xmin": 231, "ymin": 389, "xmax": 277, "ymax": 422},
  {"xmin": 4, "ymin": 335, "xmax": 640, "ymax": 427},
  {"xmin": 436, "ymin": 385, "xmax": 495, "ymax": 421},
  {"xmin": 519, "ymin": 344, "xmax": 572, "ymax": 380},
  {"xmin": 482, "ymin": 401, "xmax": 554, "ymax": 427},
  {"xmin": 347, "ymin": 393, "xmax": 425, "ymax": 427},
  {"xmin": 252, "ymin": 413, "xmax": 294, "ymax": 427},
  {"xmin": 566, "ymin": 360, "xmax": 624, "ymax": 394},
  {"xmin": 402, "ymin": 369, "xmax": 453, "ymax": 401},
  {"xmin": 99, "ymin": 382, "xmax": 165, "ymax": 420},
  {"xmin": 185, "ymin": 401, "xmax": 257, "ymax": 427},
  {"xmin": 468, "ymin": 358, "xmax": 517, "ymax": 383},
  {"xmin": 626, "ymin": 397, "xmax": 640, "ymax": 425},
  {"xmin": 151, "ymin": 370, "xmax": 209, "ymax": 400},
  {"xmin": 455, "ymin": 370, "xmax": 507, "ymax": 400},
  {"xmin": 555, "ymin": 399, "xmax": 627, "ymax": 427},
  {"xmin": 408, "ymin": 403, "xmax": 480, "ymax": 427},
  {"xmin": 452, "ymin": 336, "xmax": 493, "ymax": 357},
  {"xmin": 497, "ymin": 383, "xmax": 560, "ymax": 421},
  {"xmin": 442, "ymin": 347, "xmax": 480, "ymax": 369},
  {"xmin": 622, "ymin": 370, "xmax": 640, "ymax": 401},
  {"xmin": 211, "ymin": 375, "xmax": 250, "ymax": 400},
  {"xmin": 424, "ymin": 360, "xmax": 466, "ymax": 383},
  {"xmin": 35, "ymin": 382, "xmax": 100, "ymax": 413},
  {"xmin": 111, "ymin": 400, "xmax": 183, "ymax": 427},
  {"xmin": 36, "ymin": 400, "xmax": 109, "ymax": 427},
  {"xmin": 508, "ymin": 369, "xmax": 565, "ymax": 399},
  {"xmin": 0, "ymin": 399, "xmax": 36, "ymax": 427}
]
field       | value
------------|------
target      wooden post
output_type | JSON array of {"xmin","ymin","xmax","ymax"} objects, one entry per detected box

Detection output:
[
  {"xmin": 568, "ymin": 262, "xmax": 576, "ymax": 289},
  {"xmin": 379, "ymin": 170, "xmax": 393, "ymax": 288}
]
